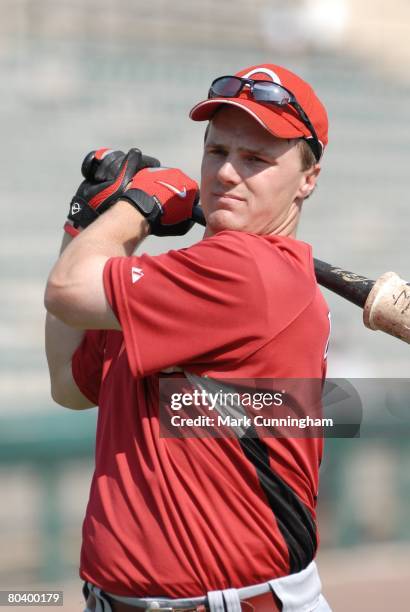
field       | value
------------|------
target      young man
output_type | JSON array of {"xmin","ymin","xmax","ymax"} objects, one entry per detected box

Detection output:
[{"xmin": 45, "ymin": 64, "xmax": 331, "ymax": 611}]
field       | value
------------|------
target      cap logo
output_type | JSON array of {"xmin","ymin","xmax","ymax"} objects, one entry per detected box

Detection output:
[{"xmin": 242, "ymin": 67, "xmax": 282, "ymax": 84}]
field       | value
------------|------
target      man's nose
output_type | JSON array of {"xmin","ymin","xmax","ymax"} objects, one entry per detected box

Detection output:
[{"xmin": 216, "ymin": 158, "xmax": 241, "ymax": 185}]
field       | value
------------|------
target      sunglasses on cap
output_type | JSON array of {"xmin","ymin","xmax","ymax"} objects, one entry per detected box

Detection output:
[{"xmin": 208, "ymin": 76, "xmax": 322, "ymax": 162}]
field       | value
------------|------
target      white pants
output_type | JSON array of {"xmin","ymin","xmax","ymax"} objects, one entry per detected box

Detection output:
[{"xmin": 268, "ymin": 561, "xmax": 332, "ymax": 611}]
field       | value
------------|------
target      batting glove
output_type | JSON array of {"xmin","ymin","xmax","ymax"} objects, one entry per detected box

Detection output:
[
  {"xmin": 64, "ymin": 147, "xmax": 160, "ymax": 236},
  {"xmin": 120, "ymin": 167, "xmax": 199, "ymax": 236}
]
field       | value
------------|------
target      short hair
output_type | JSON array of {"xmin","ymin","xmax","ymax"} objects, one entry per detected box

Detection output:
[{"xmin": 296, "ymin": 139, "xmax": 317, "ymax": 171}]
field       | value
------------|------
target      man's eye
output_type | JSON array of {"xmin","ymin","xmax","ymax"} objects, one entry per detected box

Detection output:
[
  {"xmin": 247, "ymin": 155, "xmax": 266, "ymax": 163},
  {"xmin": 209, "ymin": 148, "xmax": 226, "ymax": 156}
]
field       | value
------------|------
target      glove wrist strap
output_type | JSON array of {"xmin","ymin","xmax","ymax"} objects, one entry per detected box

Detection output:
[{"xmin": 119, "ymin": 189, "xmax": 161, "ymax": 227}]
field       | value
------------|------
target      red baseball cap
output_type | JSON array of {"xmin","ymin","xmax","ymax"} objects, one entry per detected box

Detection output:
[{"xmin": 189, "ymin": 64, "xmax": 328, "ymax": 158}]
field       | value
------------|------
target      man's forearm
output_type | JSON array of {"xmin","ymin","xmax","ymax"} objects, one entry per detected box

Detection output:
[
  {"xmin": 50, "ymin": 201, "xmax": 149, "ymax": 288},
  {"xmin": 45, "ymin": 201, "xmax": 149, "ymax": 329},
  {"xmin": 45, "ymin": 232, "xmax": 92, "ymax": 406},
  {"xmin": 45, "ymin": 202, "xmax": 148, "ymax": 404}
]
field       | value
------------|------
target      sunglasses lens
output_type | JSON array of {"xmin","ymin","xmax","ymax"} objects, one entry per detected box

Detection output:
[
  {"xmin": 210, "ymin": 77, "xmax": 243, "ymax": 98},
  {"xmin": 253, "ymin": 82, "xmax": 291, "ymax": 105}
]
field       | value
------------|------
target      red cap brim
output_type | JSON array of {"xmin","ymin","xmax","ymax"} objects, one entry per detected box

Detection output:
[{"xmin": 189, "ymin": 98, "xmax": 312, "ymax": 140}]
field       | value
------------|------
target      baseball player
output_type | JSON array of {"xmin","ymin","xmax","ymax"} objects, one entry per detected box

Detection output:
[{"xmin": 45, "ymin": 63, "xmax": 332, "ymax": 611}]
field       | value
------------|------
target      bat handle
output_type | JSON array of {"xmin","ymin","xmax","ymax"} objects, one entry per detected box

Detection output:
[
  {"xmin": 313, "ymin": 258, "xmax": 375, "ymax": 308},
  {"xmin": 192, "ymin": 205, "xmax": 206, "ymax": 226}
]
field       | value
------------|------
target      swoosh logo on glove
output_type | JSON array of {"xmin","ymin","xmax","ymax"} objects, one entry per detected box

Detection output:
[{"xmin": 156, "ymin": 180, "xmax": 187, "ymax": 199}]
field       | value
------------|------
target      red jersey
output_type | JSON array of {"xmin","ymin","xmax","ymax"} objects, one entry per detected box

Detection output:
[{"xmin": 72, "ymin": 230, "xmax": 330, "ymax": 597}]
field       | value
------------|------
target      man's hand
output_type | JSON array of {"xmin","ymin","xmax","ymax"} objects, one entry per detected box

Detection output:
[
  {"xmin": 65, "ymin": 148, "xmax": 160, "ymax": 235},
  {"xmin": 120, "ymin": 167, "xmax": 199, "ymax": 236}
]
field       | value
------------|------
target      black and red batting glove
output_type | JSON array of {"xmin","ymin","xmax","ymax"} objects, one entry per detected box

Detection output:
[
  {"xmin": 120, "ymin": 167, "xmax": 199, "ymax": 236},
  {"xmin": 64, "ymin": 147, "xmax": 160, "ymax": 237}
]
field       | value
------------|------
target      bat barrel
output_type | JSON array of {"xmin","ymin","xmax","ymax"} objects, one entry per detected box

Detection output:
[{"xmin": 363, "ymin": 272, "xmax": 410, "ymax": 343}]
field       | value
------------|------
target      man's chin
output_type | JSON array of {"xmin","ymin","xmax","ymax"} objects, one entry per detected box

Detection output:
[{"xmin": 205, "ymin": 209, "xmax": 245, "ymax": 235}]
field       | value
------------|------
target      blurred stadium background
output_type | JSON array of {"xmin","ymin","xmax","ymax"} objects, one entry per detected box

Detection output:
[{"xmin": 1, "ymin": 0, "xmax": 410, "ymax": 609}]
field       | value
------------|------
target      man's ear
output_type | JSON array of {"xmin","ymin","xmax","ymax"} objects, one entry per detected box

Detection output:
[{"xmin": 298, "ymin": 164, "xmax": 321, "ymax": 200}]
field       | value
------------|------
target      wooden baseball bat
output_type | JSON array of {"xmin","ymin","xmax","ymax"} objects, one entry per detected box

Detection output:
[{"xmin": 192, "ymin": 206, "xmax": 410, "ymax": 344}]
